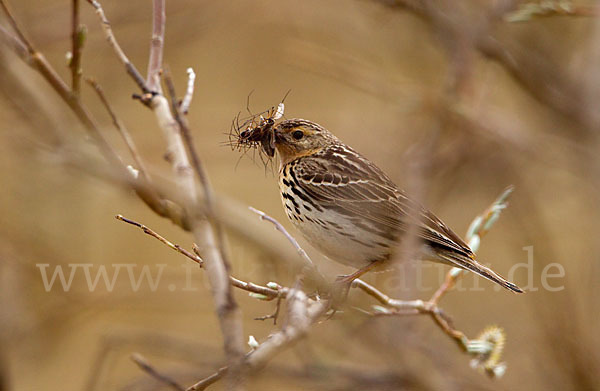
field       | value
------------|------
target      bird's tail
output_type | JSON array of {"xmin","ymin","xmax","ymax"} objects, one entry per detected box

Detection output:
[{"xmin": 436, "ymin": 250, "xmax": 524, "ymax": 293}]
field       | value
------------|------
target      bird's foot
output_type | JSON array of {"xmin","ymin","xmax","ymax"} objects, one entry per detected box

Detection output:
[
  {"xmin": 327, "ymin": 274, "xmax": 354, "ymax": 313},
  {"xmin": 328, "ymin": 262, "xmax": 381, "ymax": 312}
]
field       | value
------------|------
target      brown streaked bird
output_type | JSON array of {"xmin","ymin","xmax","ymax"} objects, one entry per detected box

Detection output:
[{"xmin": 239, "ymin": 117, "xmax": 523, "ymax": 293}]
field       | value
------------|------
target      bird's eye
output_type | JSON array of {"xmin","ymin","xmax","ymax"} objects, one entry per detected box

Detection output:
[{"xmin": 292, "ymin": 130, "xmax": 304, "ymax": 140}]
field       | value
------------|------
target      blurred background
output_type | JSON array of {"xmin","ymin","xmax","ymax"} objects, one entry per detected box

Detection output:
[{"xmin": 1, "ymin": 0, "xmax": 599, "ymax": 390}]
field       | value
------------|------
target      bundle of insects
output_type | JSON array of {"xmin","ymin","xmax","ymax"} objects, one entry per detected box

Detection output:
[{"xmin": 227, "ymin": 99, "xmax": 285, "ymax": 169}]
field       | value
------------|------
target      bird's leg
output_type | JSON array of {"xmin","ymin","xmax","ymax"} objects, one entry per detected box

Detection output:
[
  {"xmin": 336, "ymin": 260, "xmax": 382, "ymax": 284},
  {"xmin": 330, "ymin": 261, "xmax": 382, "ymax": 310}
]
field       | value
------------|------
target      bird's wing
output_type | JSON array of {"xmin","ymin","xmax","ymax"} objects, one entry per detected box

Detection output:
[{"xmin": 289, "ymin": 145, "xmax": 473, "ymax": 257}]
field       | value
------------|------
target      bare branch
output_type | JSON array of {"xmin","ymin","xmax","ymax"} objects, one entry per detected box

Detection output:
[
  {"xmin": 146, "ymin": 0, "xmax": 165, "ymax": 93},
  {"xmin": 130, "ymin": 353, "xmax": 186, "ymax": 391},
  {"xmin": 163, "ymin": 68, "xmax": 246, "ymax": 388},
  {"xmin": 163, "ymin": 68, "xmax": 213, "ymax": 206},
  {"xmin": 85, "ymin": 2, "xmax": 246, "ymax": 381}
]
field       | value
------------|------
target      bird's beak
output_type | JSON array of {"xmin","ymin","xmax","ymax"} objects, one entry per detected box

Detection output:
[
  {"xmin": 261, "ymin": 138, "xmax": 275, "ymax": 157},
  {"xmin": 261, "ymin": 126, "xmax": 276, "ymax": 157}
]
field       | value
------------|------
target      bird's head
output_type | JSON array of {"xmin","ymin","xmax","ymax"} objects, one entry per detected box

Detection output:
[{"xmin": 271, "ymin": 119, "xmax": 338, "ymax": 165}]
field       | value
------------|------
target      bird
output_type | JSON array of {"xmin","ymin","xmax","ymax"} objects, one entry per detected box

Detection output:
[{"xmin": 244, "ymin": 117, "xmax": 523, "ymax": 293}]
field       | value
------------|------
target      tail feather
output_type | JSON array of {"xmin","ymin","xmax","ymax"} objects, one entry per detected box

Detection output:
[{"xmin": 436, "ymin": 251, "xmax": 524, "ymax": 294}]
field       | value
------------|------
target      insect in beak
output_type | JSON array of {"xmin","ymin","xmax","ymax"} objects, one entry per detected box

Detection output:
[{"xmin": 232, "ymin": 101, "xmax": 285, "ymax": 159}]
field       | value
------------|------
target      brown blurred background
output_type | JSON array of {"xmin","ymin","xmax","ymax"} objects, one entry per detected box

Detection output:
[{"xmin": 1, "ymin": 0, "xmax": 599, "ymax": 390}]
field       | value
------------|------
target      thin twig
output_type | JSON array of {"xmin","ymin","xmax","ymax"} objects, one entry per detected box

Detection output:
[
  {"xmin": 115, "ymin": 214, "xmax": 284, "ymax": 299},
  {"xmin": 115, "ymin": 215, "xmax": 203, "ymax": 265},
  {"xmin": 248, "ymin": 207, "xmax": 314, "ymax": 267},
  {"xmin": 86, "ymin": 0, "xmax": 150, "ymax": 94},
  {"xmin": 70, "ymin": 0, "xmax": 83, "ymax": 95},
  {"xmin": 0, "ymin": 24, "xmax": 28, "ymax": 60},
  {"xmin": 186, "ymin": 367, "xmax": 228, "ymax": 391},
  {"xmin": 0, "ymin": 0, "xmax": 34, "ymax": 53},
  {"xmin": 192, "ymin": 246, "xmax": 285, "ymax": 300},
  {"xmin": 254, "ymin": 295, "xmax": 283, "ymax": 325},
  {"xmin": 181, "ymin": 67, "xmax": 196, "ymax": 114},
  {"xmin": 146, "ymin": 0, "xmax": 165, "ymax": 93},
  {"xmin": 85, "ymin": 77, "xmax": 154, "ymax": 185},
  {"xmin": 247, "ymin": 207, "xmax": 328, "ymax": 290},
  {"xmin": 130, "ymin": 353, "xmax": 186, "ymax": 391}
]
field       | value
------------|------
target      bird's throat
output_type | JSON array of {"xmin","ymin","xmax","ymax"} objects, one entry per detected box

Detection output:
[{"xmin": 276, "ymin": 145, "xmax": 322, "ymax": 168}]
